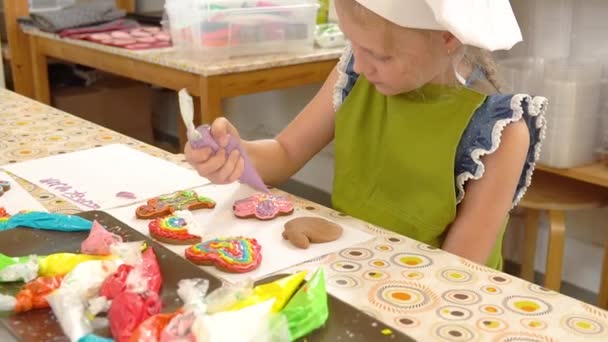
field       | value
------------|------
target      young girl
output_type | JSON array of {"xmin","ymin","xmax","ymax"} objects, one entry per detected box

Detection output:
[{"xmin": 185, "ymin": 0, "xmax": 547, "ymax": 270}]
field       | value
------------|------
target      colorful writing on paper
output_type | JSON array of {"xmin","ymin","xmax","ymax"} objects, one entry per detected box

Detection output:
[{"xmin": 39, "ymin": 178, "xmax": 101, "ymax": 209}]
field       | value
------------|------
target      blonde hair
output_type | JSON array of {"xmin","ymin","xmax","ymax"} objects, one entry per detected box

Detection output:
[
  {"xmin": 460, "ymin": 46, "xmax": 504, "ymax": 94},
  {"xmin": 335, "ymin": 0, "xmax": 504, "ymax": 94}
]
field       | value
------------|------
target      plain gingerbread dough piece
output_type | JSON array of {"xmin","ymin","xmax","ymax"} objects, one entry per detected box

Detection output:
[{"xmin": 282, "ymin": 217, "xmax": 343, "ymax": 249}]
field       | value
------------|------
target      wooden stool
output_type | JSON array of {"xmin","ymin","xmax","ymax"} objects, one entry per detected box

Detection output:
[{"xmin": 519, "ymin": 171, "xmax": 608, "ymax": 297}]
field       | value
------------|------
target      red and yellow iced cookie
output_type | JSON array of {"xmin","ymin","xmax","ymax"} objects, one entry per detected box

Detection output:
[
  {"xmin": 0, "ymin": 207, "xmax": 10, "ymax": 222},
  {"xmin": 148, "ymin": 214, "xmax": 202, "ymax": 245},
  {"xmin": 185, "ymin": 237, "xmax": 262, "ymax": 273}
]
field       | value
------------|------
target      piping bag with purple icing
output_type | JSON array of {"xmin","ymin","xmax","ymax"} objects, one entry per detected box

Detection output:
[{"xmin": 178, "ymin": 89, "xmax": 270, "ymax": 193}]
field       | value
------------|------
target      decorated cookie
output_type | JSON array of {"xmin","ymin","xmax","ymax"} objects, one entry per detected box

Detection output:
[
  {"xmin": 283, "ymin": 217, "xmax": 343, "ymax": 249},
  {"xmin": 233, "ymin": 193, "xmax": 293, "ymax": 220},
  {"xmin": 0, "ymin": 207, "xmax": 10, "ymax": 223},
  {"xmin": 136, "ymin": 190, "xmax": 215, "ymax": 219},
  {"xmin": 185, "ymin": 237, "xmax": 262, "ymax": 273},
  {"xmin": 0, "ymin": 181, "xmax": 10, "ymax": 197},
  {"xmin": 149, "ymin": 214, "xmax": 202, "ymax": 245}
]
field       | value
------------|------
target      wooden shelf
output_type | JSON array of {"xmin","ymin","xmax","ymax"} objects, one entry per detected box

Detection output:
[{"xmin": 537, "ymin": 162, "xmax": 608, "ymax": 189}]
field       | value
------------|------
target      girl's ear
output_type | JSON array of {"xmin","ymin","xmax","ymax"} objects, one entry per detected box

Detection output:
[{"xmin": 442, "ymin": 31, "xmax": 462, "ymax": 55}]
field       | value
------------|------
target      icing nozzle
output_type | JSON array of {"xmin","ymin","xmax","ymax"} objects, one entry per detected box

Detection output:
[{"xmin": 178, "ymin": 89, "xmax": 202, "ymax": 141}]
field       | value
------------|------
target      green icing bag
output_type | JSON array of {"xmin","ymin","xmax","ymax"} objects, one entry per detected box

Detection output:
[
  {"xmin": 281, "ymin": 268, "xmax": 329, "ymax": 341},
  {"xmin": 0, "ymin": 254, "xmax": 29, "ymax": 269},
  {"xmin": 0, "ymin": 253, "xmax": 38, "ymax": 282}
]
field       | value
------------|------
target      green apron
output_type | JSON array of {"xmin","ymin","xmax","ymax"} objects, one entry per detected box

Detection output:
[{"xmin": 332, "ymin": 77, "xmax": 505, "ymax": 270}]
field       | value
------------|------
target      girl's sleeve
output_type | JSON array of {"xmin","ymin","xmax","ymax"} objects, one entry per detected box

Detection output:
[
  {"xmin": 333, "ymin": 43, "xmax": 360, "ymax": 111},
  {"xmin": 455, "ymin": 94, "xmax": 549, "ymax": 207}
]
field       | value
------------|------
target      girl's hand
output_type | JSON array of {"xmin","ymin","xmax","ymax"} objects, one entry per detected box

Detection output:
[{"xmin": 184, "ymin": 117, "xmax": 245, "ymax": 184}]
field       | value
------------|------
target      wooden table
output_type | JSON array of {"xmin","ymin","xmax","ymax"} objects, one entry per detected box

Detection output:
[
  {"xmin": 3, "ymin": 0, "xmax": 135, "ymax": 100},
  {"xmin": 3, "ymin": 0, "xmax": 339, "ymax": 146},
  {"xmin": 538, "ymin": 163, "xmax": 608, "ymax": 189},
  {"xmin": 22, "ymin": 27, "xmax": 339, "ymax": 147},
  {"xmin": 2, "ymin": 89, "xmax": 608, "ymax": 341}
]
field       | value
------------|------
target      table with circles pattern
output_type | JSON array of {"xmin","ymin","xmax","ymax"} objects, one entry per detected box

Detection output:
[{"xmin": 1, "ymin": 88, "xmax": 607, "ymax": 341}]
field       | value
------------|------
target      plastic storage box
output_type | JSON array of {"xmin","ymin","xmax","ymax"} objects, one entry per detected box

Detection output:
[
  {"xmin": 165, "ymin": 0, "xmax": 319, "ymax": 60},
  {"xmin": 29, "ymin": 0, "xmax": 75, "ymax": 12},
  {"xmin": 498, "ymin": 57, "xmax": 545, "ymax": 94},
  {"xmin": 527, "ymin": 0, "xmax": 574, "ymax": 59},
  {"xmin": 539, "ymin": 59, "xmax": 602, "ymax": 168}
]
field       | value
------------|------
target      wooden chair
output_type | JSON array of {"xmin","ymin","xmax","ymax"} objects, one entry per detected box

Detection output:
[{"xmin": 519, "ymin": 171, "xmax": 608, "ymax": 308}]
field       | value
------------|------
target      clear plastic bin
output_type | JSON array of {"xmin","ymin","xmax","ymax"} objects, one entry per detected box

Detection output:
[
  {"xmin": 529, "ymin": 0, "xmax": 574, "ymax": 59},
  {"xmin": 165, "ymin": 0, "xmax": 319, "ymax": 60},
  {"xmin": 498, "ymin": 57, "xmax": 545, "ymax": 94},
  {"xmin": 540, "ymin": 112, "xmax": 600, "ymax": 168},
  {"xmin": 542, "ymin": 59, "xmax": 602, "ymax": 119},
  {"xmin": 539, "ymin": 59, "xmax": 603, "ymax": 168},
  {"xmin": 570, "ymin": 0, "xmax": 608, "ymax": 62},
  {"xmin": 599, "ymin": 101, "xmax": 608, "ymax": 148},
  {"xmin": 29, "ymin": 0, "xmax": 75, "ymax": 12},
  {"xmin": 600, "ymin": 73, "xmax": 608, "ymax": 148}
]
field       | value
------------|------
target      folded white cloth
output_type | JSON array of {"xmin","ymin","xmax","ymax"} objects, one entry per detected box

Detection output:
[{"xmin": 354, "ymin": 0, "xmax": 522, "ymax": 51}]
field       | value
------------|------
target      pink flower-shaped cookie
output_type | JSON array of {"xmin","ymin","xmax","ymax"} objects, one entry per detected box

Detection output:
[{"xmin": 233, "ymin": 193, "xmax": 294, "ymax": 220}]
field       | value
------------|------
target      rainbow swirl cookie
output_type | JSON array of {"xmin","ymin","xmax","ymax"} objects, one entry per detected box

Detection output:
[
  {"xmin": 0, "ymin": 207, "xmax": 10, "ymax": 223},
  {"xmin": 233, "ymin": 193, "xmax": 294, "ymax": 220},
  {"xmin": 149, "ymin": 214, "xmax": 202, "ymax": 245},
  {"xmin": 185, "ymin": 237, "xmax": 262, "ymax": 273},
  {"xmin": 136, "ymin": 190, "xmax": 216, "ymax": 219},
  {"xmin": 0, "ymin": 181, "xmax": 10, "ymax": 197}
]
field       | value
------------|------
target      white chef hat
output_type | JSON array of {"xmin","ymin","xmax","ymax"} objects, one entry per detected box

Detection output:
[{"xmin": 353, "ymin": 0, "xmax": 523, "ymax": 51}]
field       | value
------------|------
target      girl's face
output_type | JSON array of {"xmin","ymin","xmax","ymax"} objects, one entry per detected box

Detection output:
[{"xmin": 336, "ymin": 3, "xmax": 458, "ymax": 96}]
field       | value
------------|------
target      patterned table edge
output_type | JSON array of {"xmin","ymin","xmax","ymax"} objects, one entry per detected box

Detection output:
[{"xmin": 0, "ymin": 89, "xmax": 191, "ymax": 213}]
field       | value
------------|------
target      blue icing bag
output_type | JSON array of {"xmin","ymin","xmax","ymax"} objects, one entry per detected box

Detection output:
[{"xmin": 0, "ymin": 212, "xmax": 93, "ymax": 232}]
